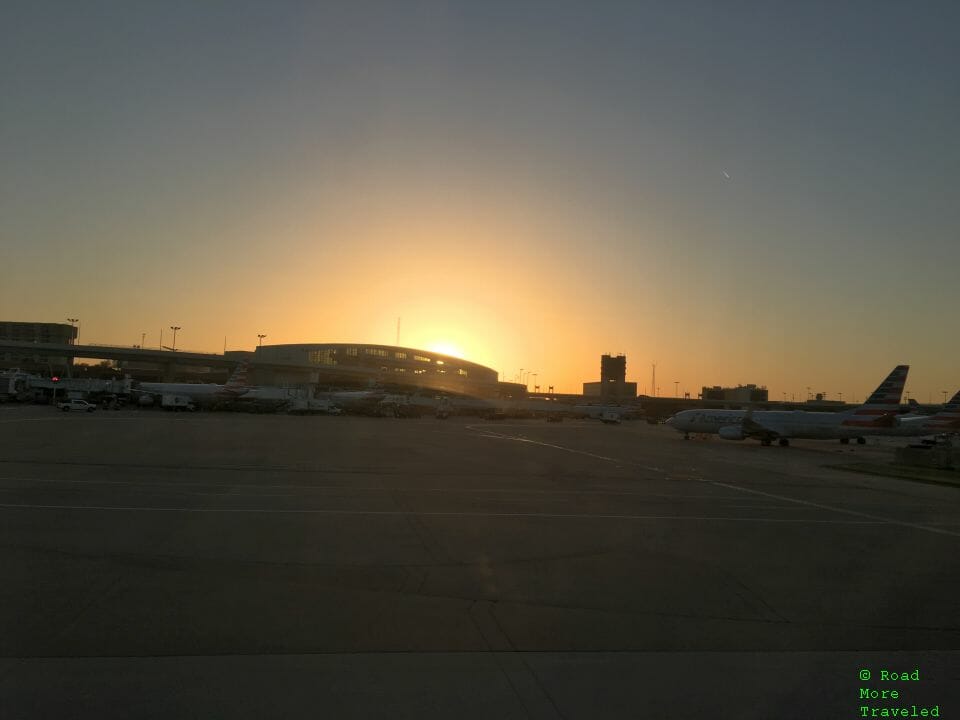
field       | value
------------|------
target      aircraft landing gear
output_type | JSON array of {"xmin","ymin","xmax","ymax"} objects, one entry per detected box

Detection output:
[
  {"xmin": 683, "ymin": 433, "xmax": 690, "ymax": 440},
  {"xmin": 840, "ymin": 438, "xmax": 850, "ymax": 445},
  {"xmin": 856, "ymin": 437, "xmax": 866, "ymax": 445},
  {"xmin": 778, "ymin": 438, "xmax": 790, "ymax": 447}
]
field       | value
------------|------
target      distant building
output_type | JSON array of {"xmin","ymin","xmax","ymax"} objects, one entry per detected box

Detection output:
[
  {"xmin": 805, "ymin": 393, "xmax": 843, "ymax": 406},
  {"xmin": 583, "ymin": 354, "xmax": 637, "ymax": 400},
  {"xmin": 700, "ymin": 384, "xmax": 768, "ymax": 403},
  {"xmin": 0, "ymin": 321, "xmax": 76, "ymax": 369},
  {"xmin": 254, "ymin": 343, "xmax": 503, "ymax": 397}
]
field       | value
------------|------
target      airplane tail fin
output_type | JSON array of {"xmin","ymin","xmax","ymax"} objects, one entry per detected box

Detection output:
[
  {"xmin": 224, "ymin": 361, "xmax": 251, "ymax": 394},
  {"xmin": 925, "ymin": 389, "xmax": 960, "ymax": 430},
  {"xmin": 841, "ymin": 365, "xmax": 909, "ymax": 427}
]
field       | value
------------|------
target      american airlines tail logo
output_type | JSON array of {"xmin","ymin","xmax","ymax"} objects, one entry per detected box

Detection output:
[
  {"xmin": 927, "ymin": 390, "xmax": 960, "ymax": 427},
  {"xmin": 850, "ymin": 365, "xmax": 908, "ymax": 417},
  {"xmin": 222, "ymin": 362, "xmax": 251, "ymax": 395}
]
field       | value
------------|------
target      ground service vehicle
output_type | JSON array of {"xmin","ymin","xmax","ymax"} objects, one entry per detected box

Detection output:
[
  {"xmin": 57, "ymin": 399, "xmax": 96, "ymax": 412},
  {"xmin": 600, "ymin": 410, "xmax": 622, "ymax": 424},
  {"xmin": 161, "ymin": 394, "xmax": 197, "ymax": 411}
]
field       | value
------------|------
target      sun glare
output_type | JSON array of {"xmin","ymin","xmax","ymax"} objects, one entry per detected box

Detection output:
[{"xmin": 427, "ymin": 341, "xmax": 465, "ymax": 359}]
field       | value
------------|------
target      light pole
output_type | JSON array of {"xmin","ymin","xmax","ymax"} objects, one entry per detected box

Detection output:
[
  {"xmin": 66, "ymin": 318, "xmax": 79, "ymax": 344},
  {"xmin": 257, "ymin": 334, "xmax": 266, "ymax": 348},
  {"xmin": 140, "ymin": 332, "xmax": 145, "ymax": 349},
  {"xmin": 674, "ymin": 381, "xmax": 679, "ymax": 397},
  {"xmin": 519, "ymin": 369, "xmax": 524, "ymax": 387},
  {"xmin": 806, "ymin": 386, "xmax": 811, "ymax": 401},
  {"xmin": 532, "ymin": 373, "xmax": 538, "ymax": 392},
  {"xmin": 169, "ymin": 326, "xmax": 181, "ymax": 352}
]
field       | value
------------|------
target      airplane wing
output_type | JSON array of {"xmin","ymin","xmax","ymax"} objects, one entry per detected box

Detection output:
[
  {"xmin": 718, "ymin": 408, "xmax": 783, "ymax": 442},
  {"xmin": 740, "ymin": 413, "xmax": 783, "ymax": 441}
]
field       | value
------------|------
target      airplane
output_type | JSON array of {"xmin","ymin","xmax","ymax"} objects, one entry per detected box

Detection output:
[
  {"xmin": 310, "ymin": 388, "xmax": 392, "ymax": 414},
  {"xmin": 664, "ymin": 365, "xmax": 908, "ymax": 446},
  {"xmin": 134, "ymin": 361, "xmax": 253, "ymax": 403},
  {"xmin": 889, "ymin": 389, "xmax": 960, "ymax": 435}
]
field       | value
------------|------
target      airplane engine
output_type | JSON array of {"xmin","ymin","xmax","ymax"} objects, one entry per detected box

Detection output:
[{"xmin": 718, "ymin": 425, "xmax": 745, "ymax": 441}]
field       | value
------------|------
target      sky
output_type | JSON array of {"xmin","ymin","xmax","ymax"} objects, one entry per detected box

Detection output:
[{"xmin": 2, "ymin": 0, "xmax": 958, "ymax": 399}]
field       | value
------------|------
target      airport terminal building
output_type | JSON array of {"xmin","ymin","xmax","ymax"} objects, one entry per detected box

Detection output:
[
  {"xmin": 253, "ymin": 343, "xmax": 507, "ymax": 397},
  {"xmin": 0, "ymin": 322, "xmax": 517, "ymax": 398},
  {"xmin": 0, "ymin": 321, "xmax": 77, "ymax": 369}
]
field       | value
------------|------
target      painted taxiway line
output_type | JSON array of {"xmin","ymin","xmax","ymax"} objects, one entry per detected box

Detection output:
[
  {"xmin": 0, "ymin": 502, "xmax": 887, "ymax": 525},
  {"xmin": 0, "ymin": 476, "xmax": 786, "ymax": 500},
  {"xmin": 0, "ymin": 416, "xmax": 68, "ymax": 424},
  {"xmin": 709, "ymin": 480, "xmax": 960, "ymax": 538},
  {"xmin": 467, "ymin": 426, "xmax": 668, "ymax": 472}
]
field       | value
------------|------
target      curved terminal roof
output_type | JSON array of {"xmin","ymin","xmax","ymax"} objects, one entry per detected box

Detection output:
[{"xmin": 255, "ymin": 343, "xmax": 499, "ymax": 387}]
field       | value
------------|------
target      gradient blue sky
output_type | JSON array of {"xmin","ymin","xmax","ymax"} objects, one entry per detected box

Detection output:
[{"xmin": 2, "ymin": 1, "xmax": 958, "ymax": 398}]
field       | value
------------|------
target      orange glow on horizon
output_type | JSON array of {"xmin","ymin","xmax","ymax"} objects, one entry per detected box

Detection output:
[{"xmin": 426, "ymin": 340, "xmax": 466, "ymax": 360}]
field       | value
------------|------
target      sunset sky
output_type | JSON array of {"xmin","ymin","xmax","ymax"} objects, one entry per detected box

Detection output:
[{"xmin": 2, "ymin": 1, "xmax": 958, "ymax": 399}]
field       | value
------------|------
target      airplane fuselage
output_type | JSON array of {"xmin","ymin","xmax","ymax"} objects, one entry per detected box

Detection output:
[
  {"xmin": 138, "ymin": 382, "xmax": 246, "ymax": 398},
  {"xmin": 668, "ymin": 409, "xmax": 883, "ymax": 440}
]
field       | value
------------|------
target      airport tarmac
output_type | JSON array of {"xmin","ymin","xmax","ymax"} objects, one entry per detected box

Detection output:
[{"xmin": 1, "ymin": 405, "xmax": 958, "ymax": 718}]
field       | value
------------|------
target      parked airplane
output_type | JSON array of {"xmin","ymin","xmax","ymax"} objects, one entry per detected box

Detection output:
[
  {"xmin": 135, "ymin": 362, "xmax": 253, "ymax": 402},
  {"xmin": 664, "ymin": 365, "xmax": 909, "ymax": 446},
  {"xmin": 308, "ymin": 388, "xmax": 392, "ymax": 415},
  {"xmin": 890, "ymin": 389, "xmax": 960, "ymax": 435}
]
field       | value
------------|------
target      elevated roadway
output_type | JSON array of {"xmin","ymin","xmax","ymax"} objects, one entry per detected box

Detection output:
[{"xmin": 0, "ymin": 340, "xmax": 237, "ymax": 370}]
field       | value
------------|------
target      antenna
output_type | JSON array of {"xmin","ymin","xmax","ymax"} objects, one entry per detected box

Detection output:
[
  {"xmin": 396, "ymin": 317, "xmax": 401, "ymax": 346},
  {"xmin": 652, "ymin": 362, "xmax": 656, "ymax": 397}
]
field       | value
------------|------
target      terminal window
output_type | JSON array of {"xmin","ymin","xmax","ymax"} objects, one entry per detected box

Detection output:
[{"xmin": 308, "ymin": 349, "xmax": 337, "ymax": 366}]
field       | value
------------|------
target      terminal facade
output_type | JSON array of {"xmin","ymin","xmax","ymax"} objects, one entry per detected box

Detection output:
[
  {"xmin": 0, "ymin": 321, "xmax": 76, "ymax": 369},
  {"xmin": 253, "ymin": 343, "xmax": 507, "ymax": 397},
  {"xmin": 0, "ymin": 322, "xmax": 515, "ymax": 398}
]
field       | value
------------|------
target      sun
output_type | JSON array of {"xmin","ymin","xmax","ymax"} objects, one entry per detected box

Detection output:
[{"xmin": 427, "ymin": 340, "xmax": 465, "ymax": 359}]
